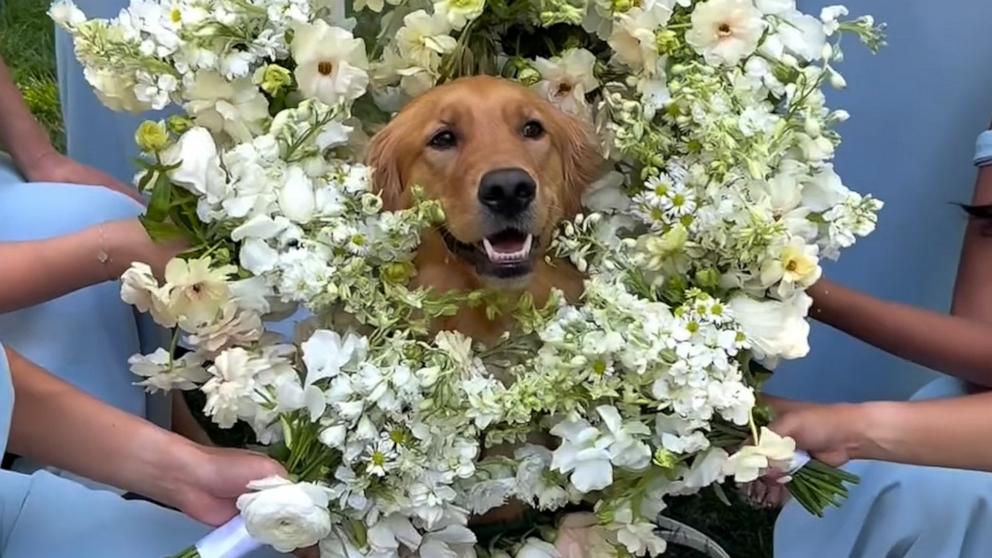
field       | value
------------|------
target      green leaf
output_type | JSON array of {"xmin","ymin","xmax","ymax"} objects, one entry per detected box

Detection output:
[
  {"xmin": 144, "ymin": 172, "xmax": 174, "ymax": 223},
  {"xmin": 138, "ymin": 215, "xmax": 186, "ymax": 243}
]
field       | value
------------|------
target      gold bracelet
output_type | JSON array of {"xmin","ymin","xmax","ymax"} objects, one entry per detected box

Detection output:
[{"xmin": 96, "ymin": 224, "xmax": 114, "ymax": 281}]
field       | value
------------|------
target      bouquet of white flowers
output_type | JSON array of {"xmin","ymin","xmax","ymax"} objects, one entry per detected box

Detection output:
[{"xmin": 54, "ymin": 0, "xmax": 883, "ymax": 555}]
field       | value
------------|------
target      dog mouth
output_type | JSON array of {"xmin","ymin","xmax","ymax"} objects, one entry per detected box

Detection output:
[{"xmin": 440, "ymin": 227, "xmax": 537, "ymax": 279}]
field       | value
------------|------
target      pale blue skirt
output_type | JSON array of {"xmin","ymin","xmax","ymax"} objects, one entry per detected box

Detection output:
[{"xmin": 775, "ymin": 376, "xmax": 992, "ymax": 558}]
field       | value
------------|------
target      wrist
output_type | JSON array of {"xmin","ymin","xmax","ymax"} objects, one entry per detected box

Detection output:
[
  {"xmin": 14, "ymin": 147, "xmax": 60, "ymax": 180},
  {"xmin": 842, "ymin": 401, "xmax": 894, "ymax": 461},
  {"xmin": 145, "ymin": 431, "xmax": 207, "ymax": 509}
]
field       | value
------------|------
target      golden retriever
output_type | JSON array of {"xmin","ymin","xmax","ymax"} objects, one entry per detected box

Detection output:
[{"xmin": 367, "ymin": 76, "xmax": 602, "ymax": 341}]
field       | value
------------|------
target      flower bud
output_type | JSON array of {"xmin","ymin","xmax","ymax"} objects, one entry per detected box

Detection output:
[{"xmin": 135, "ymin": 120, "xmax": 169, "ymax": 152}]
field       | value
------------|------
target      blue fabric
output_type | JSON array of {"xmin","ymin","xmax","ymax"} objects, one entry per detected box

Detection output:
[
  {"xmin": 774, "ymin": 376, "xmax": 992, "ymax": 558},
  {"xmin": 0, "ymin": 171, "xmax": 169, "ymax": 423},
  {"xmin": 975, "ymin": 131, "xmax": 992, "ymax": 167},
  {"xmin": 0, "ymin": 343, "xmax": 286, "ymax": 557},
  {"xmin": 764, "ymin": 0, "xmax": 992, "ymax": 403}
]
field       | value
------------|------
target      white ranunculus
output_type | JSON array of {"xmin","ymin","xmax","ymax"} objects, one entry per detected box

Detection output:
[
  {"xmin": 185, "ymin": 72, "xmax": 270, "ymax": 143},
  {"xmin": 532, "ymin": 48, "xmax": 599, "ymax": 117},
  {"xmin": 163, "ymin": 257, "xmax": 236, "ymax": 327},
  {"xmin": 396, "ymin": 10, "xmax": 457, "ymax": 70},
  {"xmin": 279, "ymin": 166, "xmax": 317, "ymax": 223},
  {"xmin": 686, "ymin": 0, "xmax": 765, "ymax": 66},
  {"xmin": 434, "ymin": 0, "xmax": 485, "ymax": 30},
  {"xmin": 202, "ymin": 347, "xmax": 264, "ymax": 427},
  {"xmin": 236, "ymin": 476, "xmax": 334, "ymax": 552},
  {"xmin": 516, "ymin": 537, "xmax": 561, "ymax": 558},
  {"xmin": 728, "ymin": 293, "xmax": 812, "ymax": 366},
  {"xmin": 161, "ymin": 127, "xmax": 227, "ymax": 202},
  {"xmin": 292, "ymin": 20, "xmax": 369, "ymax": 105}
]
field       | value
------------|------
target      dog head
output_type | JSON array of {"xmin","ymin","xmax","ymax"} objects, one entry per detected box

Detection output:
[{"xmin": 366, "ymin": 75, "xmax": 601, "ymax": 285}]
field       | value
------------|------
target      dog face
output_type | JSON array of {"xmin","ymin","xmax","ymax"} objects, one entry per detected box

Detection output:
[{"xmin": 367, "ymin": 76, "xmax": 601, "ymax": 284}]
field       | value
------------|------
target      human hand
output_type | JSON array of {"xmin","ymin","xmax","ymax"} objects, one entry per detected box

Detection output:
[
  {"xmin": 22, "ymin": 151, "xmax": 145, "ymax": 204},
  {"xmin": 764, "ymin": 395, "xmax": 864, "ymax": 468},
  {"xmin": 102, "ymin": 219, "xmax": 188, "ymax": 279}
]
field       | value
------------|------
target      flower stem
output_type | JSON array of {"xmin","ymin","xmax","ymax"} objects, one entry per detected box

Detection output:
[
  {"xmin": 168, "ymin": 546, "xmax": 200, "ymax": 558},
  {"xmin": 787, "ymin": 459, "xmax": 859, "ymax": 517}
]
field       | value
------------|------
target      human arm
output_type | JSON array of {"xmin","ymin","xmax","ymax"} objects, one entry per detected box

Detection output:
[
  {"xmin": 808, "ymin": 160, "xmax": 992, "ymax": 386},
  {"xmin": 766, "ymin": 391, "xmax": 992, "ymax": 472},
  {"xmin": 4, "ymin": 345, "xmax": 281, "ymax": 525},
  {"xmin": 0, "ymin": 219, "xmax": 184, "ymax": 313},
  {"xmin": 0, "ymin": 54, "xmax": 140, "ymax": 202}
]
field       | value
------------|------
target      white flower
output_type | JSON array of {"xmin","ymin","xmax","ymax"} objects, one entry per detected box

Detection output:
[
  {"xmin": 583, "ymin": 171, "xmax": 629, "ymax": 213},
  {"xmin": 279, "ymin": 166, "xmax": 317, "ymax": 223},
  {"xmin": 597, "ymin": 405, "xmax": 652, "ymax": 471},
  {"xmin": 120, "ymin": 262, "xmax": 176, "ymax": 327},
  {"xmin": 163, "ymin": 257, "xmax": 236, "ymax": 327},
  {"xmin": 291, "ymin": 20, "xmax": 369, "ymax": 105},
  {"xmin": 83, "ymin": 68, "xmax": 151, "ymax": 113},
  {"xmin": 820, "ymin": 5, "xmax": 848, "ymax": 35},
  {"xmin": 367, "ymin": 514, "xmax": 422, "ymax": 554},
  {"xmin": 129, "ymin": 348, "xmax": 208, "ymax": 392},
  {"xmin": 49, "ymin": 0, "xmax": 86, "ymax": 27},
  {"xmin": 516, "ymin": 537, "xmax": 560, "ymax": 558},
  {"xmin": 754, "ymin": 0, "xmax": 793, "ymax": 15},
  {"xmin": 728, "ymin": 293, "xmax": 812, "ymax": 366},
  {"xmin": 434, "ymin": 0, "xmax": 486, "ymax": 30},
  {"xmin": 302, "ymin": 330, "xmax": 367, "ymax": 384},
  {"xmin": 723, "ymin": 427, "xmax": 797, "ymax": 482},
  {"xmin": 532, "ymin": 48, "xmax": 599, "ymax": 117},
  {"xmin": 612, "ymin": 521, "xmax": 667, "ymax": 556},
  {"xmin": 802, "ymin": 164, "xmax": 849, "ymax": 212},
  {"xmin": 396, "ymin": 11, "xmax": 457, "ymax": 70},
  {"xmin": 161, "ymin": 127, "xmax": 227, "ymax": 202},
  {"xmin": 202, "ymin": 347, "xmax": 264, "ymax": 427},
  {"xmin": 775, "ymin": 11, "xmax": 826, "ymax": 62},
  {"xmin": 686, "ymin": 0, "xmax": 765, "ymax": 66},
  {"xmin": 236, "ymin": 476, "xmax": 334, "ymax": 552},
  {"xmin": 554, "ymin": 513, "xmax": 614, "ymax": 558},
  {"xmin": 185, "ymin": 73, "xmax": 270, "ymax": 143},
  {"xmin": 759, "ymin": 239, "xmax": 822, "ymax": 298},
  {"xmin": 608, "ymin": 8, "xmax": 660, "ymax": 73},
  {"xmin": 550, "ymin": 417, "xmax": 613, "ymax": 492},
  {"xmin": 678, "ymin": 447, "xmax": 729, "ymax": 492}
]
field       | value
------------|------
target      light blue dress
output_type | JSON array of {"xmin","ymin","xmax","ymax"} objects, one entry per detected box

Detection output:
[
  {"xmin": 0, "ymin": 343, "xmax": 288, "ymax": 557},
  {"xmin": 0, "ymin": 157, "xmax": 170, "ymax": 426},
  {"xmin": 768, "ymin": 1, "xmax": 992, "ymax": 555}
]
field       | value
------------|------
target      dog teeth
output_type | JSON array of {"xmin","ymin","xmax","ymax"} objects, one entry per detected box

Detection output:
[{"xmin": 483, "ymin": 234, "xmax": 533, "ymax": 263}]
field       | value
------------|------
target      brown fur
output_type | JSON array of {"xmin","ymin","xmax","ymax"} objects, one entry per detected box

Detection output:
[{"xmin": 366, "ymin": 76, "xmax": 602, "ymax": 342}]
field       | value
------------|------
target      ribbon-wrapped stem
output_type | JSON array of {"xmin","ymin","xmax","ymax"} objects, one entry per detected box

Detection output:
[{"xmin": 168, "ymin": 516, "xmax": 261, "ymax": 558}]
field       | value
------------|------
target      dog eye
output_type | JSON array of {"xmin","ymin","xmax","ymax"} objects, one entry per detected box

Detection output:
[
  {"xmin": 522, "ymin": 120, "xmax": 545, "ymax": 139},
  {"xmin": 428, "ymin": 130, "xmax": 457, "ymax": 150}
]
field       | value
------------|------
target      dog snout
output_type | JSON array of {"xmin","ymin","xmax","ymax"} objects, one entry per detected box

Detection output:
[{"xmin": 478, "ymin": 168, "xmax": 536, "ymax": 218}]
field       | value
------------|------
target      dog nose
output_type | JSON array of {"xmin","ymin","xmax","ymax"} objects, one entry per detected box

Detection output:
[{"xmin": 478, "ymin": 168, "xmax": 536, "ymax": 217}]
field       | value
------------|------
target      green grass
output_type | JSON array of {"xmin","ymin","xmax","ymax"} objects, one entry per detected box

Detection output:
[
  {"xmin": 0, "ymin": 1, "xmax": 777, "ymax": 555},
  {"xmin": 0, "ymin": 0, "xmax": 65, "ymax": 151}
]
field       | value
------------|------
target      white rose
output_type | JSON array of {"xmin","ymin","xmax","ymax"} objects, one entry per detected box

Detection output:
[
  {"xmin": 728, "ymin": 292, "xmax": 812, "ymax": 366},
  {"xmin": 236, "ymin": 476, "xmax": 333, "ymax": 552}
]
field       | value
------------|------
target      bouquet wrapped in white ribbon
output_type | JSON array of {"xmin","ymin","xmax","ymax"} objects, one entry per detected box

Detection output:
[{"xmin": 54, "ymin": 0, "xmax": 883, "ymax": 555}]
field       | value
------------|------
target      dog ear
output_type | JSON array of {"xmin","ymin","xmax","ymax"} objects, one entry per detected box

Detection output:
[
  {"xmin": 365, "ymin": 121, "xmax": 406, "ymax": 211},
  {"xmin": 555, "ymin": 111, "xmax": 604, "ymax": 215}
]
